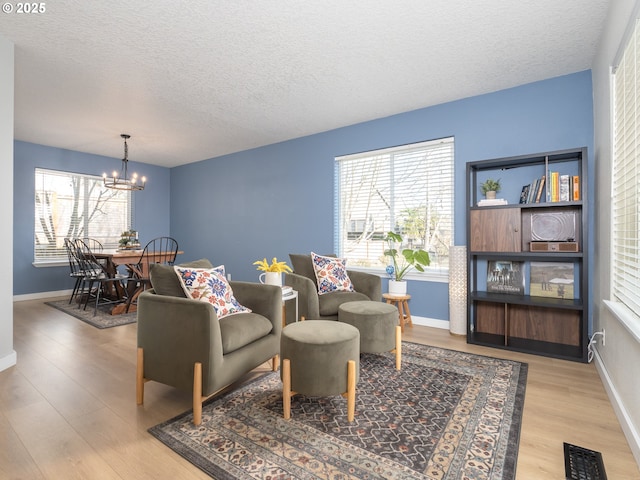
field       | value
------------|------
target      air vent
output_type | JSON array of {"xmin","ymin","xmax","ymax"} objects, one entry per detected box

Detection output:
[{"xmin": 564, "ymin": 442, "xmax": 607, "ymax": 480}]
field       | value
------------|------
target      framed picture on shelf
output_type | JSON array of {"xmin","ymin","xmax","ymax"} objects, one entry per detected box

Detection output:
[
  {"xmin": 486, "ymin": 260, "xmax": 524, "ymax": 295},
  {"xmin": 529, "ymin": 262, "xmax": 575, "ymax": 299}
]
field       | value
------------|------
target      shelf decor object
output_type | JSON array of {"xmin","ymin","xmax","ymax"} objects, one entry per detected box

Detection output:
[
  {"xmin": 448, "ymin": 245, "xmax": 467, "ymax": 335},
  {"xmin": 466, "ymin": 147, "xmax": 588, "ymax": 362}
]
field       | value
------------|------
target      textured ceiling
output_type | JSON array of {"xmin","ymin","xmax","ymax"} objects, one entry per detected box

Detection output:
[{"xmin": 0, "ymin": 1, "xmax": 610, "ymax": 167}]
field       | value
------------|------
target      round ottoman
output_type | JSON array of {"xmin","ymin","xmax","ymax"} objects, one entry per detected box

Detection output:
[
  {"xmin": 338, "ymin": 300, "xmax": 402, "ymax": 370},
  {"xmin": 280, "ymin": 320, "xmax": 360, "ymax": 421}
]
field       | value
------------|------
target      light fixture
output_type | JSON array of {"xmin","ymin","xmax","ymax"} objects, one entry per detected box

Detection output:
[
  {"xmin": 103, "ymin": 134, "xmax": 146, "ymax": 191},
  {"xmin": 448, "ymin": 245, "xmax": 467, "ymax": 335}
]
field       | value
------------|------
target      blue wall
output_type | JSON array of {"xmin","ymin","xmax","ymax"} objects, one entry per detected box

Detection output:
[
  {"xmin": 14, "ymin": 71, "xmax": 595, "ymax": 323},
  {"xmin": 170, "ymin": 70, "xmax": 595, "ymax": 322},
  {"xmin": 13, "ymin": 141, "xmax": 171, "ymax": 295}
]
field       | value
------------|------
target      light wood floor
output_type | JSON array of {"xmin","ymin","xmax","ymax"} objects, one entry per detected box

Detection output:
[{"xmin": 2, "ymin": 298, "xmax": 639, "ymax": 479}]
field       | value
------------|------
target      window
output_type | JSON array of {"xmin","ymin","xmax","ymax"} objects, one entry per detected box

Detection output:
[
  {"xmin": 335, "ymin": 137, "xmax": 454, "ymax": 275},
  {"xmin": 612, "ymin": 18, "xmax": 640, "ymax": 320},
  {"xmin": 34, "ymin": 168, "xmax": 132, "ymax": 264}
]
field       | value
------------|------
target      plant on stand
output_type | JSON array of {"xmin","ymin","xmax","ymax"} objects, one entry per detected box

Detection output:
[{"xmin": 383, "ymin": 231, "xmax": 431, "ymax": 295}]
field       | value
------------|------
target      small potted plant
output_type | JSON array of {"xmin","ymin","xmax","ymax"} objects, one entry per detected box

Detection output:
[
  {"xmin": 383, "ymin": 232, "xmax": 430, "ymax": 295},
  {"xmin": 118, "ymin": 230, "xmax": 140, "ymax": 249},
  {"xmin": 480, "ymin": 178, "xmax": 501, "ymax": 199},
  {"xmin": 253, "ymin": 257, "xmax": 292, "ymax": 287}
]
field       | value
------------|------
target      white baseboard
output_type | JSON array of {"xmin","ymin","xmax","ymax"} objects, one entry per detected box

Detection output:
[
  {"xmin": 14, "ymin": 289, "xmax": 71, "ymax": 302},
  {"xmin": 0, "ymin": 350, "xmax": 17, "ymax": 372},
  {"xmin": 411, "ymin": 315, "xmax": 450, "ymax": 330},
  {"xmin": 594, "ymin": 348, "xmax": 640, "ymax": 466}
]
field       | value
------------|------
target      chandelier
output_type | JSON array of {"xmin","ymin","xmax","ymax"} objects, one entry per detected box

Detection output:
[{"xmin": 103, "ymin": 134, "xmax": 146, "ymax": 191}]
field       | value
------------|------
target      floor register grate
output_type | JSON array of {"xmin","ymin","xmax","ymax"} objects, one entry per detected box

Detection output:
[{"xmin": 564, "ymin": 442, "xmax": 608, "ymax": 480}]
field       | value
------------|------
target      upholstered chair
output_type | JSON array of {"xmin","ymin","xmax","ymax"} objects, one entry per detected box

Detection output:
[
  {"xmin": 284, "ymin": 253, "xmax": 382, "ymax": 321},
  {"xmin": 136, "ymin": 259, "xmax": 281, "ymax": 425}
]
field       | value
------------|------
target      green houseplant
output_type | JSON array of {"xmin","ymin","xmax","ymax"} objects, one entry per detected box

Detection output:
[
  {"xmin": 480, "ymin": 178, "xmax": 501, "ymax": 198},
  {"xmin": 383, "ymin": 231, "xmax": 430, "ymax": 294}
]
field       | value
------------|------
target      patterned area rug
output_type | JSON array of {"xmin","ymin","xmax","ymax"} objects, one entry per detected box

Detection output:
[
  {"xmin": 149, "ymin": 343, "xmax": 528, "ymax": 479},
  {"xmin": 45, "ymin": 299, "xmax": 136, "ymax": 329}
]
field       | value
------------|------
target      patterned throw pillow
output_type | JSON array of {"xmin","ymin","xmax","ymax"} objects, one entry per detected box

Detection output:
[
  {"xmin": 174, "ymin": 265, "xmax": 251, "ymax": 319},
  {"xmin": 310, "ymin": 252, "xmax": 354, "ymax": 295}
]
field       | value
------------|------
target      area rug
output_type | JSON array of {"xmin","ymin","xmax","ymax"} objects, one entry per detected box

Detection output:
[
  {"xmin": 149, "ymin": 342, "xmax": 528, "ymax": 479},
  {"xmin": 45, "ymin": 299, "xmax": 136, "ymax": 329}
]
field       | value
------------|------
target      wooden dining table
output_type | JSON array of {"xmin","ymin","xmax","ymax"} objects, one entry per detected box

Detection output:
[{"xmin": 94, "ymin": 249, "xmax": 183, "ymax": 314}]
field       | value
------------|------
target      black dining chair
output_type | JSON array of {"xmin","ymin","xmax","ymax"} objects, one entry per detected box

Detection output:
[
  {"xmin": 72, "ymin": 239, "xmax": 129, "ymax": 316},
  {"xmin": 124, "ymin": 237, "xmax": 179, "ymax": 312},
  {"xmin": 64, "ymin": 238, "xmax": 86, "ymax": 305}
]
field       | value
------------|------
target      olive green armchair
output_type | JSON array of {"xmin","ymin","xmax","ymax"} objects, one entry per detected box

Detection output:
[
  {"xmin": 136, "ymin": 259, "xmax": 282, "ymax": 425},
  {"xmin": 284, "ymin": 253, "xmax": 382, "ymax": 321}
]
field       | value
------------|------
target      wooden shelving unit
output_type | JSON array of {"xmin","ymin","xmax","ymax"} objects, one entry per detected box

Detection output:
[{"xmin": 466, "ymin": 147, "xmax": 588, "ymax": 362}]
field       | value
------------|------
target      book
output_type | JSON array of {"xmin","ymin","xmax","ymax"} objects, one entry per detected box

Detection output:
[
  {"xmin": 572, "ymin": 175, "xmax": 580, "ymax": 201},
  {"xmin": 550, "ymin": 171, "xmax": 559, "ymax": 202},
  {"xmin": 519, "ymin": 185, "xmax": 530, "ymax": 204},
  {"xmin": 559, "ymin": 174, "xmax": 570, "ymax": 202},
  {"xmin": 529, "ymin": 262, "xmax": 575, "ymax": 299},
  {"xmin": 487, "ymin": 260, "xmax": 524, "ymax": 295},
  {"xmin": 535, "ymin": 175, "xmax": 546, "ymax": 203}
]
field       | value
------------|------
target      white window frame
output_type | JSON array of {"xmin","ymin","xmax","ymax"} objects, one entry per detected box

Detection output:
[
  {"xmin": 611, "ymin": 16, "xmax": 640, "ymax": 327},
  {"xmin": 34, "ymin": 168, "xmax": 133, "ymax": 266},
  {"xmin": 334, "ymin": 137, "xmax": 454, "ymax": 282}
]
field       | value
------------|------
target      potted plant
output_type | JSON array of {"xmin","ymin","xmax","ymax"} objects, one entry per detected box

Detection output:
[
  {"xmin": 118, "ymin": 230, "xmax": 140, "ymax": 249},
  {"xmin": 480, "ymin": 178, "xmax": 501, "ymax": 199},
  {"xmin": 253, "ymin": 257, "xmax": 292, "ymax": 287},
  {"xmin": 383, "ymin": 231, "xmax": 431, "ymax": 295}
]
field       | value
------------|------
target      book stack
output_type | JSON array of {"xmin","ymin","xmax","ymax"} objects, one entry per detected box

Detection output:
[
  {"xmin": 477, "ymin": 198, "xmax": 508, "ymax": 206},
  {"xmin": 546, "ymin": 172, "xmax": 580, "ymax": 202},
  {"xmin": 519, "ymin": 175, "xmax": 546, "ymax": 204},
  {"xmin": 281, "ymin": 285, "xmax": 294, "ymax": 297}
]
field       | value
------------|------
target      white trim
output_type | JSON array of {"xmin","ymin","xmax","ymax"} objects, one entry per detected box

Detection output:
[
  {"xmin": 0, "ymin": 350, "xmax": 17, "ymax": 372},
  {"xmin": 14, "ymin": 289, "xmax": 71, "ymax": 302},
  {"xmin": 604, "ymin": 299, "xmax": 640, "ymax": 344},
  {"xmin": 411, "ymin": 315, "xmax": 449, "ymax": 330},
  {"xmin": 347, "ymin": 266, "xmax": 449, "ymax": 284},
  {"xmin": 594, "ymin": 347, "xmax": 640, "ymax": 466}
]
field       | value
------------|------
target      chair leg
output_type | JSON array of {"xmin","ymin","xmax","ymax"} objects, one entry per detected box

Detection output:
[
  {"xmin": 136, "ymin": 347, "xmax": 144, "ymax": 405},
  {"xmin": 395, "ymin": 325, "xmax": 402, "ymax": 370},
  {"xmin": 271, "ymin": 354, "xmax": 279, "ymax": 371},
  {"xmin": 347, "ymin": 360, "xmax": 356, "ymax": 422},
  {"xmin": 283, "ymin": 358, "xmax": 291, "ymax": 420},
  {"xmin": 193, "ymin": 362, "xmax": 203, "ymax": 426}
]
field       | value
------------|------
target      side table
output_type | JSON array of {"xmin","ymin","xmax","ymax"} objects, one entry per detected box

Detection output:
[
  {"xmin": 282, "ymin": 290, "xmax": 298, "ymax": 327},
  {"xmin": 382, "ymin": 293, "xmax": 412, "ymax": 333}
]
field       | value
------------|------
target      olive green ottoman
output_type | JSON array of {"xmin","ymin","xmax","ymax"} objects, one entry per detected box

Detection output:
[
  {"xmin": 338, "ymin": 300, "xmax": 402, "ymax": 370},
  {"xmin": 280, "ymin": 320, "xmax": 360, "ymax": 421}
]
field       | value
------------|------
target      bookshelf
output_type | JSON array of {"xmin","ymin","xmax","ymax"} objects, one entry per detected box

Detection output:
[{"xmin": 466, "ymin": 147, "xmax": 588, "ymax": 362}]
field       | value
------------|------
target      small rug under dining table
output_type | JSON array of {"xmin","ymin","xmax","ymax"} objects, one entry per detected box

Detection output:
[{"xmin": 149, "ymin": 342, "xmax": 528, "ymax": 479}]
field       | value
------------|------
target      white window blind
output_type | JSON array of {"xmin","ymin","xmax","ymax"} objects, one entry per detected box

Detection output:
[
  {"xmin": 335, "ymin": 137, "xmax": 454, "ymax": 272},
  {"xmin": 612, "ymin": 18, "xmax": 640, "ymax": 319},
  {"xmin": 34, "ymin": 168, "xmax": 132, "ymax": 263}
]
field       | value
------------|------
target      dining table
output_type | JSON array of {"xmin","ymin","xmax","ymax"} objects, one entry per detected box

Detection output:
[{"xmin": 94, "ymin": 249, "xmax": 183, "ymax": 315}]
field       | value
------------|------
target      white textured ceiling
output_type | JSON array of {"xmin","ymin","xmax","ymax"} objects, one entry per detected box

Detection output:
[{"xmin": 0, "ymin": 1, "xmax": 610, "ymax": 167}]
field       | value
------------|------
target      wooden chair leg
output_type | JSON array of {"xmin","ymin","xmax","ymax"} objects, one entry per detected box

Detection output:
[
  {"xmin": 272, "ymin": 354, "xmax": 279, "ymax": 371},
  {"xmin": 136, "ymin": 347, "xmax": 144, "ymax": 405},
  {"xmin": 283, "ymin": 359, "xmax": 291, "ymax": 419},
  {"xmin": 347, "ymin": 360, "xmax": 356, "ymax": 422},
  {"xmin": 395, "ymin": 325, "xmax": 402, "ymax": 370},
  {"xmin": 397, "ymin": 300, "xmax": 405, "ymax": 333},
  {"xmin": 193, "ymin": 362, "xmax": 203, "ymax": 426}
]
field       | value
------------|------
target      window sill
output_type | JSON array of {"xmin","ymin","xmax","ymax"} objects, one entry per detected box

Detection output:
[
  {"xmin": 346, "ymin": 266, "xmax": 449, "ymax": 283},
  {"xmin": 33, "ymin": 260, "xmax": 67, "ymax": 268},
  {"xmin": 604, "ymin": 299, "xmax": 640, "ymax": 344}
]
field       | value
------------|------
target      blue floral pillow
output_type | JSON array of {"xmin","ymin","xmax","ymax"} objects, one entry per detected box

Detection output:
[
  {"xmin": 311, "ymin": 252, "xmax": 354, "ymax": 295},
  {"xmin": 174, "ymin": 265, "xmax": 251, "ymax": 319}
]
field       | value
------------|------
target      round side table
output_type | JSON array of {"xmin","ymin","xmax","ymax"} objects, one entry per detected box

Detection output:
[{"xmin": 382, "ymin": 293, "xmax": 412, "ymax": 333}]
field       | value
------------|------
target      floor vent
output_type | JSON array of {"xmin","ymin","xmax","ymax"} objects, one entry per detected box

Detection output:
[{"xmin": 564, "ymin": 442, "xmax": 607, "ymax": 480}]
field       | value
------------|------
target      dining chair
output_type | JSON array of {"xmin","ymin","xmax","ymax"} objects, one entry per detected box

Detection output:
[
  {"xmin": 124, "ymin": 236, "xmax": 179, "ymax": 312},
  {"xmin": 64, "ymin": 238, "xmax": 86, "ymax": 304},
  {"xmin": 72, "ymin": 239, "xmax": 129, "ymax": 315}
]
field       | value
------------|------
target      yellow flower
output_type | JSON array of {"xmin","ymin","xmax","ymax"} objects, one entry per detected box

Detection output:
[{"xmin": 253, "ymin": 257, "xmax": 293, "ymax": 273}]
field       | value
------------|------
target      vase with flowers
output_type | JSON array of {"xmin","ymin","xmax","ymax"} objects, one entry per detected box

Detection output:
[{"xmin": 253, "ymin": 257, "xmax": 292, "ymax": 287}]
